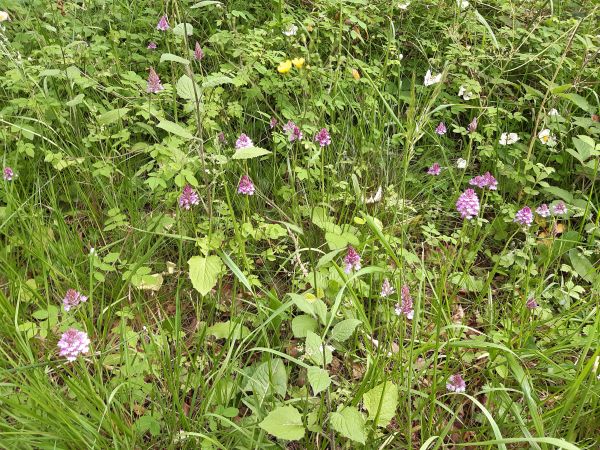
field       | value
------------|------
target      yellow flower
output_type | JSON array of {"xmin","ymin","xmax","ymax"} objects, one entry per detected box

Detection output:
[
  {"xmin": 277, "ymin": 60, "xmax": 292, "ymax": 74},
  {"xmin": 306, "ymin": 25, "xmax": 314, "ymax": 32},
  {"xmin": 291, "ymin": 57, "xmax": 305, "ymax": 69},
  {"xmin": 352, "ymin": 68, "xmax": 360, "ymax": 80}
]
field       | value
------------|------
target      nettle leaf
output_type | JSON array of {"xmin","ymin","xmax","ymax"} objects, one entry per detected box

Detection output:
[
  {"xmin": 231, "ymin": 146, "xmax": 271, "ymax": 160},
  {"xmin": 362, "ymin": 381, "xmax": 398, "ymax": 427},
  {"xmin": 291, "ymin": 315, "xmax": 318, "ymax": 338},
  {"xmin": 331, "ymin": 319, "xmax": 361, "ymax": 342},
  {"xmin": 330, "ymin": 406, "xmax": 366, "ymax": 444},
  {"xmin": 248, "ymin": 358, "xmax": 288, "ymax": 400},
  {"xmin": 259, "ymin": 406, "xmax": 305, "ymax": 441},
  {"xmin": 307, "ymin": 366, "xmax": 331, "ymax": 395},
  {"xmin": 157, "ymin": 119, "xmax": 195, "ymax": 140},
  {"xmin": 305, "ymin": 331, "xmax": 332, "ymax": 365},
  {"xmin": 568, "ymin": 249, "xmax": 597, "ymax": 283},
  {"xmin": 160, "ymin": 53, "xmax": 190, "ymax": 65},
  {"xmin": 176, "ymin": 75, "xmax": 200, "ymax": 100},
  {"xmin": 188, "ymin": 255, "xmax": 222, "ymax": 296},
  {"xmin": 172, "ymin": 23, "xmax": 194, "ymax": 36}
]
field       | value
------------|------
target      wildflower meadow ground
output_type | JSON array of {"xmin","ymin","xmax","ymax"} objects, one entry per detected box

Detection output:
[{"xmin": 0, "ymin": 0, "xmax": 599, "ymax": 448}]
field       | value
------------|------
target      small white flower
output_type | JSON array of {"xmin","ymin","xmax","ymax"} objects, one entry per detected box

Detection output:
[
  {"xmin": 458, "ymin": 85, "xmax": 474, "ymax": 100},
  {"xmin": 456, "ymin": 158, "xmax": 467, "ymax": 169},
  {"xmin": 0, "ymin": 11, "xmax": 10, "ymax": 22},
  {"xmin": 398, "ymin": 53, "xmax": 404, "ymax": 61},
  {"xmin": 398, "ymin": 1, "xmax": 411, "ymax": 9},
  {"xmin": 365, "ymin": 186, "xmax": 383, "ymax": 204},
  {"xmin": 538, "ymin": 128, "xmax": 556, "ymax": 146},
  {"xmin": 283, "ymin": 24, "xmax": 298, "ymax": 36},
  {"xmin": 424, "ymin": 69, "xmax": 442, "ymax": 86},
  {"xmin": 499, "ymin": 132, "xmax": 519, "ymax": 145},
  {"xmin": 548, "ymin": 108, "xmax": 559, "ymax": 117},
  {"xmin": 459, "ymin": 0, "xmax": 470, "ymax": 9}
]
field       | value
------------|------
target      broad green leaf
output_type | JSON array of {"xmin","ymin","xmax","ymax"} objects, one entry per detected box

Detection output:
[
  {"xmin": 568, "ymin": 249, "xmax": 596, "ymax": 283},
  {"xmin": 331, "ymin": 319, "xmax": 361, "ymax": 342},
  {"xmin": 176, "ymin": 75, "xmax": 200, "ymax": 100},
  {"xmin": 98, "ymin": 108, "xmax": 130, "ymax": 125},
  {"xmin": 231, "ymin": 146, "xmax": 271, "ymax": 160},
  {"xmin": 160, "ymin": 53, "xmax": 190, "ymax": 65},
  {"xmin": 307, "ymin": 366, "xmax": 331, "ymax": 395},
  {"xmin": 191, "ymin": 0, "xmax": 223, "ymax": 8},
  {"xmin": 330, "ymin": 407, "xmax": 366, "ymax": 444},
  {"xmin": 188, "ymin": 255, "xmax": 222, "ymax": 296},
  {"xmin": 558, "ymin": 93, "xmax": 593, "ymax": 113},
  {"xmin": 207, "ymin": 320, "xmax": 250, "ymax": 340},
  {"xmin": 248, "ymin": 358, "xmax": 287, "ymax": 400},
  {"xmin": 259, "ymin": 406, "xmax": 305, "ymax": 441},
  {"xmin": 362, "ymin": 381, "xmax": 398, "ymax": 427},
  {"xmin": 157, "ymin": 119, "xmax": 195, "ymax": 140},
  {"xmin": 172, "ymin": 23, "xmax": 194, "ymax": 36},
  {"xmin": 291, "ymin": 315, "xmax": 317, "ymax": 338},
  {"xmin": 202, "ymin": 74, "xmax": 234, "ymax": 88},
  {"xmin": 66, "ymin": 94, "xmax": 85, "ymax": 107},
  {"xmin": 542, "ymin": 186, "xmax": 574, "ymax": 204},
  {"xmin": 305, "ymin": 331, "xmax": 332, "ymax": 365}
]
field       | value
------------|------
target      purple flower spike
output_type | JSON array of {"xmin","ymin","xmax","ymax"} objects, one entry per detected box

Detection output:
[
  {"xmin": 456, "ymin": 189, "xmax": 480, "ymax": 220},
  {"xmin": 469, "ymin": 172, "xmax": 497, "ymax": 190},
  {"xmin": 237, "ymin": 175, "xmax": 255, "ymax": 195},
  {"xmin": 3, "ymin": 167, "xmax": 14, "ymax": 181},
  {"xmin": 394, "ymin": 284, "xmax": 414, "ymax": 319},
  {"xmin": 194, "ymin": 42, "xmax": 204, "ymax": 61},
  {"xmin": 146, "ymin": 67, "xmax": 164, "ymax": 93},
  {"xmin": 235, "ymin": 133, "xmax": 253, "ymax": 149},
  {"xmin": 467, "ymin": 117, "xmax": 478, "ymax": 133},
  {"xmin": 63, "ymin": 289, "xmax": 88, "ymax": 312},
  {"xmin": 435, "ymin": 122, "xmax": 447, "ymax": 135},
  {"xmin": 57, "ymin": 329, "xmax": 90, "ymax": 362},
  {"xmin": 157, "ymin": 15, "xmax": 170, "ymax": 31},
  {"xmin": 514, "ymin": 207, "xmax": 533, "ymax": 227},
  {"xmin": 269, "ymin": 117, "xmax": 278, "ymax": 129},
  {"xmin": 380, "ymin": 278, "xmax": 395, "ymax": 297},
  {"xmin": 552, "ymin": 201, "xmax": 567, "ymax": 215},
  {"xmin": 427, "ymin": 162, "xmax": 441, "ymax": 176},
  {"xmin": 446, "ymin": 374, "xmax": 466, "ymax": 393},
  {"xmin": 283, "ymin": 120, "xmax": 303, "ymax": 142},
  {"xmin": 343, "ymin": 246, "xmax": 361, "ymax": 274},
  {"xmin": 536, "ymin": 204, "xmax": 550, "ymax": 218},
  {"xmin": 179, "ymin": 185, "xmax": 200, "ymax": 210},
  {"xmin": 314, "ymin": 128, "xmax": 331, "ymax": 147},
  {"xmin": 526, "ymin": 297, "xmax": 539, "ymax": 309},
  {"xmin": 147, "ymin": 41, "xmax": 157, "ymax": 50}
]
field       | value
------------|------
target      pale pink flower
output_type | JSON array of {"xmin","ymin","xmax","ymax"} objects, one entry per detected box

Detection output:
[
  {"xmin": 237, "ymin": 175, "xmax": 255, "ymax": 195},
  {"xmin": 157, "ymin": 15, "xmax": 170, "ymax": 31},
  {"xmin": 435, "ymin": 122, "xmax": 447, "ymax": 135},
  {"xmin": 446, "ymin": 374, "xmax": 466, "ymax": 393},
  {"xmin": 514, "ymin": 206, "xmax": 533, "ymax": 227},
  {"xmin": 314, "ymin": 128, "xmax": 331, "ymax": 147},
  {"xmin": 147, "ymin": 41, "xmax": 157, "ymax": 50},
  {"xmin": 217, "ymin": 132, "xmax": 226, "ymax": 144},
  {"xmin": 179, "ymin": 185, "xmax": 200, "ymax": 210},
  {"xmin": 467, "ymin": 117, "xmax": 478, "ymax": 133},
  {"xmin": 269, "ymin": 117, "xmax": 278, "ymax": 129},
  {"xmin": 146, "ymin": 67, "xmax": 164, "ymax": 94},
  {"xmin": 62, "ymin": 289, "xmax": 88, "ymax": 312},
  {"xmin": 536, "ymin": 204, "xmax": 550, "ymax": 217},
  {"xmin": 283, "ymin": 120, "xmax": 303, "ymax": 142},
  {"xmin": 427, "ymin": 163, "xmax": 441, "ymax": 176},
  {"xmin": 456, "ymin": 189, "xmax": 480, "ymax": 220},
  {"xmin": 380, "ymin": 278, "xmax": 395, "ymax": 297},
  {"xmin": 552, "ymin": 201, "xmax": 567, "ymax": 215},
  {"xmin": 57, "ymin": 329, "xmax": 90, "ymax": 362},
  {"xmin": 394, "ymin": 284, "xmax": 414, "ymax": 319},
  {"xmin": 526, "ymin": 297, "xmax": 539, "ymax": 309},
  {"xmin": 194, "ymin": 42, "xmax": 204, "ymax": 61},
  {"xmin": 468, "ymin": 172, "xmax": 497, "ymax": 190},
  {"xmin": 343, "ymin": 246, "xmax": 361, "ymax": 274},
  {"xmin": 3, "ymin": 167, "xmax": 14, "ymax": 181},
  {"xmin": 235, "ymin": 133, "xmax": 253, "ymax": 149}
]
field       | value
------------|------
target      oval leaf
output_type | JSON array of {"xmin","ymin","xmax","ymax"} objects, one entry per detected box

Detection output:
[
  {"xmin": 259, "ymin": 406, "xmax": 305, "ymax": 441},
  {"xmin": 188, "ymin": 255, "xmax": 222, "ymax": 296},
  {"xmin": 231, "ymin": 146, "xmax": 271, "ymax": 160}
]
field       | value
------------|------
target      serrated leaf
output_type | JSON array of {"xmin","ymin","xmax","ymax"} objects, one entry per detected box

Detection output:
[
  {"xmin": 307, "ymin": 366, "xmax": 331, "ymax": 395},
  {"xmin": 291, "ymin": 315, "xmax": 318, "ymax": 338},
  {"xmin": 259, "ymin": 406, "xmax": 305, "ymax": 441},
  {"xmin": 330, "ymin": 407, "xmax": 366, "ymax": 444},
  {"xmin": 160, "ymin": 53, "xmax": 190, "ymax": 65},
  {"xmin": 188, "ymin": 255, "xmax": 222, "ymax": 296},
  {"xmin": 331, "ymin": 319, "xmax": 361, "ymax": 342},
  {"xmin": 362, "ymin": 381, "xmax": 398, "ymax": 427},
  {"xmin": 305, "ymin": 331, "xmax": 332, "ymax": 365},
  {"xmin": 172, "ymin": 23, "xmax": 194, "ymax": 36},
  {"xmin": 231, "ymin": 146, "xmax": 271, "ymax": 160},
  {"xmin": 157, "ymin": 119, "xmax": 195, "ymax": 140},
  {"xmin": 176, "ymin": 75, "xmax": 200, "ymax": 100}
]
